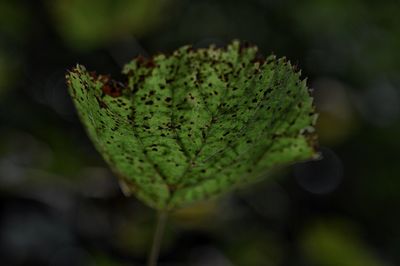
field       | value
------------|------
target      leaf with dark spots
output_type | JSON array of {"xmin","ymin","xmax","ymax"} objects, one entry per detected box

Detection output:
[
  {"xmin": 95, "ymin": 96, "xmax": 108, "ymax": 109},
  {"xmin": 66, "ymin": 40, "xmax": 318, "ymax": 210},
  {"xmin": 101, "ymin": 84, "xmax": 121, "ymax": 97}
]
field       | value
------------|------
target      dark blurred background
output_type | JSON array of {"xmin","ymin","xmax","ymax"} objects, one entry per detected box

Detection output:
[{"xmin": 1, "ymin": 0, "xmax": 400, "ymax": 265}]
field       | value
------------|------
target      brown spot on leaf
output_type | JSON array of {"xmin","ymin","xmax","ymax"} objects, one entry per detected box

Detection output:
[
  {"xmin": 95, "ymin": 96, "xmax": 108, "ymax": 109},
  {"xmin": 102, "ymin": 80, "xmax": 123, "ymax": 97}
]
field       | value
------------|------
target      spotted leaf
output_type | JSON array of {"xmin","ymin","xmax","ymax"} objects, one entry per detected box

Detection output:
[{"xmin": 66, "ymin": 40, "xmax": 318, "ymax": 210}]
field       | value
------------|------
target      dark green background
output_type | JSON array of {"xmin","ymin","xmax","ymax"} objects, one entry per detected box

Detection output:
[{"xmin": 0, "ymin": 0, "xmax": 399, "ymax": 265}]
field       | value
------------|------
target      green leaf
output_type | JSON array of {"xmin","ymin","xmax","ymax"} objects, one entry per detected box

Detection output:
[{"xmin": 66, "ymin": 40, "xmax": 318, "ymax": 210}]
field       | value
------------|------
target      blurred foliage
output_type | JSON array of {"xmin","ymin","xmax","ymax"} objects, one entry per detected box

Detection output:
[
  {"xmin": 0, "ymin": 0, "xmax": 30, "ymax": 41},
  {"xmin": 47, "ymin": 0, "xmax": 173, "ymax": 50},
  {"xmin": 0, "ymin": 49, "xmax": 19, "ymax": 96},
  {"xmin": 291, "ymin": 0, "xmax": 400, "ymax": 80},
  {"xmin": 301, "ymin": 219, "xmax": 386, "ymax": 266},
  {"xmin": 0, "ymin": 0, "xmax": 29, "ymax": 95},
  {"xmin": 172, "ymin": 200, "xmax": 220, "ymax": 229},
  {"xmin": 91, "ymin": 253, "xmax": 128, "ymax": 266},
  {"xmin": 225, "ymin": 229, "xmax": 283, "ymax": 266},
  {"xmin": 312, "ymin": 78, "xmax": 359, "ymax": 145},
  {"xmin": 1, "ymin": 0, "xmax": 400, "ymax": 265}
]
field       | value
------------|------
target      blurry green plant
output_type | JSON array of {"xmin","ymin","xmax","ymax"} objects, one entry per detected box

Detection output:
[
  {"xmin": 0, "ymin": 1, "xmax": 30, "ymax": 96},
  {"xmin": 0, "ymin": 0, "xmax": 31, "ymax": 41},
  {"xmin": 66, "ymin": 40, "xmax": 318, "ymax": 265},
  {"xmin": 292, "ymin": 0, "xmax": 400, "ymax": 78},
  {"xmin": 48, "ymin": 0, "xmax": 171, "ymax": 50},
  {"xmin": 301, "ymin": 219, "xmax": 386, "ymax": 266},
  {"xmin": 0, "ymin": 50, "xmax": 19, "ymax": 97}
]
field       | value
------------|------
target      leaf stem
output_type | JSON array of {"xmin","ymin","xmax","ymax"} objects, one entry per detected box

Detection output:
[{"xmin": 147, "ymin": 210, "xmax": 168, "ymax": 266}]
